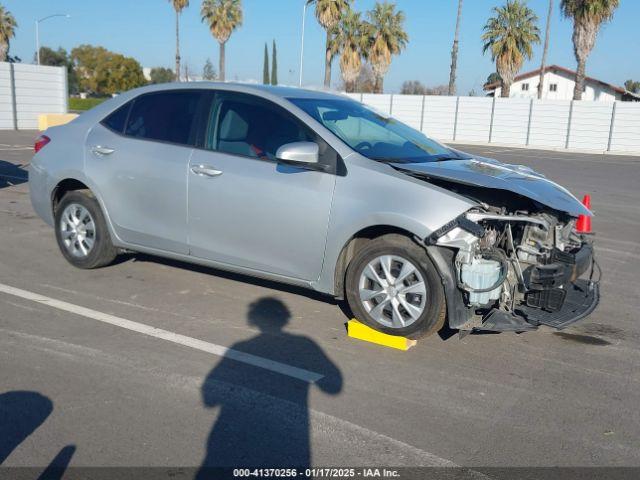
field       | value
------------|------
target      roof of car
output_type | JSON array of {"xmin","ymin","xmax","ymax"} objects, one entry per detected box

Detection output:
[
  {"xmin": 244, "ymin": 84, "xmax": 346, "ymax": 100},
  {"xmin": 134, "ymin": 82, "xmax": 348, "ymax": 101}
]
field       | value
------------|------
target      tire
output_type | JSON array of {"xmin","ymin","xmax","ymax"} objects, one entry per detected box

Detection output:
[
  {"xmin": 54, "ymin": 190, "xmax": 117, "ymax": 269},
  {"xmin": 345, "ymin": 234, "xmax": 446, "ymax": 339}
]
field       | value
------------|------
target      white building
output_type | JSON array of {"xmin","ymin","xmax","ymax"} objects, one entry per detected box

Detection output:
[{"xmin": 484, "ymin": 65, "xmax": 634, "ymax": 102}]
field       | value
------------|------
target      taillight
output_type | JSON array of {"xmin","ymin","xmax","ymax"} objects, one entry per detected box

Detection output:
[{"xmin": 34, "ymin": 135, "xmax": 51, "ymax": 153}]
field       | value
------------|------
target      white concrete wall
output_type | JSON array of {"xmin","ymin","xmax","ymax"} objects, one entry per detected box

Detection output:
[
  {"xmin": 492, "ymin": 71, "xmax": 621, "ymax": 102},
  {"xmin": 348, "ymin": 93, "xmax": 640, "ymax": 155},
  {"xmin": 0, "ymin": 63, "xmax": 14, "ymax": 130},
  {"xmin": 0, "ymin": 62, "xmax": 68, "ymax": 130},
  {"xmin": 610, "ymin": 103, "xmax": 640, "ymax": 153}
]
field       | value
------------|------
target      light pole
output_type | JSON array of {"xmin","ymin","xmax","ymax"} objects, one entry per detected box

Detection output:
[
  {"xmin": 299, "ymin": 0, "xmax": 315, "ymax": 87},
  {"xmin": 36, "ymin": 14, "xmax": 71, "ymax": 65}
]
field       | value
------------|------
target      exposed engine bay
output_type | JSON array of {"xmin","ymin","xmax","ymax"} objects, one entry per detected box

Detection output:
[{"xmin": 423, "ymin": 183, "xmax": 601, "ymax": 333}]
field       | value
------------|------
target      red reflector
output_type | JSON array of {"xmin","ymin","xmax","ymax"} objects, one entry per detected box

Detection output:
[{"xmin": 34, "ymin": 135, "xmax": 51, "ymax": 153}]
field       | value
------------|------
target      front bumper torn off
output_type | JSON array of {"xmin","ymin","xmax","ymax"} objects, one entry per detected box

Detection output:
[
  {"xmin": 481, "ymin": 279, "xmax": 600, "ymax": 332},
  {"xmin": 480, "ymin": 241, "xmax": 600, "ymax": 332}
]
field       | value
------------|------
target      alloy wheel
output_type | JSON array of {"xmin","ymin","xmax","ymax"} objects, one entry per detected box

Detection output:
[
  {"xmin": 59, "ymin": 203, "xmax": 96, "ymax": 258},
  {"xmin": 358, "ymin": 255, "xmax": 427, "ymax": 329}
]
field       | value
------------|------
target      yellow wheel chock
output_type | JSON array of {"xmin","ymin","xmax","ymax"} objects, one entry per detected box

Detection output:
[{"xmin": 347, "ymin": 319, "xmax": 417, "ymax": 351}]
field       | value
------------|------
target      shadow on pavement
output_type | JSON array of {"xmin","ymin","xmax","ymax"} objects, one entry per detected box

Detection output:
[
  {"xmin": 196, "ymin": 297, "xmax": 343, "ymax": 474},
  {"xmin": 0, "ymin": 391, "xmax": 76, "ymax": 478},
  {"xmin": 0, "ymin": 391, "xmax": 53, "ymax": 464},
  {"xmin": 133, "ymin": 253, "xmax": 338, "ymax": 305},
  {"xmin": 0, "ymin": 160, "xmax": 28, "ymax": 189},
  {"xmin": 37, "ymin": 445, "xmax": 77, "ymax": 480}
]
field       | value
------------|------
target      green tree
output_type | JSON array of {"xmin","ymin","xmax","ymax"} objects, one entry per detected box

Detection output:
[
  {"xmin": 168, "ymin": 0, "xmax": 190, "ymax": 81},
  {"xmin": 315, "ymin": 0, "xmax": 353, "ymax": 88},
  {"xmin": 401, "ymin": 80, "xmax": 427, "ymax": 95},
  {"xmin": 333, "ymin": 9, "xmax": 368, "ymax": 93},
  {"xmin": 201, "ymin": 0, "xmax": 243, "ymax": 82},
  {"xmin": 624, "ymin": 80, "xmax": 640, "ymax": 94},
  {"xmin": 271, "ymin": 40, "xmax": 278, "ymax": 85},
  {"xmin": 0, "ymin": 4, "xmax": 17, "ymax": 61},
  {"xmin": 203, "ymin": 58, "xmax": 217, "ymax": 80},
  {"xmin": 485, "ymin": 72, "xmax": 502, "ymax": 87},
  {"xmin": 38, "ymin": 47, "xmax": 79, "ymax": 93},
  {"xmin": 448, "ymin": 0, "xmax": 464, "ymax": 95},
  {"xmin": 365, "ymin": 1, "xmax": 408, "ymax": 93},
  {"xmin": 71, "ymin": 45, "xmax": 145, "ymax": 95},
  {"xmin": 352, "ymin": 62, "xmax": 376, "ymax": 93},
  {"xmin": 262, "ymin": 43, "xmax": 269, "ymax": 84},
  {"xmin": 538, "ymin": 0, "xmax": 554, "ymax": 99},
  {"xmin": 149, "ymin": 67, "xmax": 175, "ymax": 84},
  {"xmin": 482, "ymin": 0, "xmax": 540, "ymax": 98},
  {"xmin": 561, "ymin": 0, "xmax": 620, "ymax": 100}
]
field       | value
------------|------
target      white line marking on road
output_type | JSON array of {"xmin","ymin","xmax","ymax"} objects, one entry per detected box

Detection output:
[
  {"xmin": 0, "ymin": 283, "xmax": 324, "ymax": 384},
  {"xmin": 597, "ymin": 247, "xmax": 640, "ymax": 260}
]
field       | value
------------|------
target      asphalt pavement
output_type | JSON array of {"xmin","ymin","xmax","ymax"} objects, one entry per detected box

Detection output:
[{"xmin": 1, "ymin": 130, "xmax": 639, "ymax": 476}]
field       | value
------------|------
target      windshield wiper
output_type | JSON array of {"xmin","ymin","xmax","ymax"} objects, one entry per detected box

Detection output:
[{"xmin": 431, "ymin": 154, "xmax": 471, "ymax": 162}]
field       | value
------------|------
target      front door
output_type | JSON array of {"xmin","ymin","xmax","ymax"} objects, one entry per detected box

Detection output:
[{"xmin": 187, "ymin": 92, "xmax": 336, "ymax": 281}]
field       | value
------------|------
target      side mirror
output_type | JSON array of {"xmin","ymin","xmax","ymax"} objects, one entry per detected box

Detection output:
[{"xmin": 276, "ymin": 142, "xmax": 319, "ymax": 166}]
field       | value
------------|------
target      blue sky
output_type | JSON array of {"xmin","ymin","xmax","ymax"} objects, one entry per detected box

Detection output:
[{"xmin": 6, "ymin": 0, "xmax": 639, "ymax": 93}]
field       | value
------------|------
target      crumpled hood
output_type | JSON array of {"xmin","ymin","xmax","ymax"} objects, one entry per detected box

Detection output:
[{"xmin": 392, "ymin": 157, "xmax": 591, "ymax": 218}]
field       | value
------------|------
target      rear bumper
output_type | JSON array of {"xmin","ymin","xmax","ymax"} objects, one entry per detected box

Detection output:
[{"xmin": 28, "ymin": 161, "xmax": 54, "ymax": 227}]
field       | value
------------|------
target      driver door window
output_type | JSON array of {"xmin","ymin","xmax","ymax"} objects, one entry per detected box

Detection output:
[{"xmin": 207, "ymin": 95, "xmax": 315, "ymax": 161}]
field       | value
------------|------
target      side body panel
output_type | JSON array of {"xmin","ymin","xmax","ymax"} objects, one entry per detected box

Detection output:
[
  {"xmin": 188, "ymin": 149, "xmax": 336, "ymax": 281},
  {"xmin": 84, "ymin": 124, "xmax": 192, "ymax": 254},
  {"xmin": 312, "ymin": 154, "xmax": 475, "ymax": 295}
]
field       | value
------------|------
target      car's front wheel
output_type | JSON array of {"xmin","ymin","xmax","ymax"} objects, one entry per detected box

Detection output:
[
  {"xmin": 54, "ymin": 190, "xmax": 117, "ymax": 269},
  {"xmin": 345, "ymin": 234, "xmax": 446, "ymax": 339}
]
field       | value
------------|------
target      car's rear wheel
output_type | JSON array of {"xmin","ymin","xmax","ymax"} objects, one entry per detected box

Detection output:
[
  {"xmin": 345, "ymin": 234, "xmax": 446, "ymax": 339},
  {"xmin": 55, "ymin": 190, "xmax": 117, "ymax": 269}
]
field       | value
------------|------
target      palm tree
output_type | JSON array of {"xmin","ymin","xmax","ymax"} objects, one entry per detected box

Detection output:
[
  {"xmin": 448, "ymin": 0, "xmax": 464, "ymax": 96},
  {"xmin": 537, "ymin": 0, "xmax": 553, "ymax": 98},
  {"xmin": 169, "ymin": 0, "xmax": 189, "ymax": 82},
  {"xmin": 201, "ymin": 0, "xmax": 243, "ymax": 82},
  {"xmin": 366, "ymin": 2, "xmax": 408, "ymax": 94},
  {"xmin": 561, "ymin": 0, "xmax": 619, "ymax": 100},
  {"xmin": 333, "ymin": 9, "xmax": 368, "ymax": 93},
  {"xmin": 0, "ymin": 5, "xmax": 17, "ymax": 62},
  {"xmin": 482, "ymin": 0, "xmax": 540, "ymax": 98},
  {"xmin": 315, "ymin": 0, "xmax": 352, "ymax": 89}
]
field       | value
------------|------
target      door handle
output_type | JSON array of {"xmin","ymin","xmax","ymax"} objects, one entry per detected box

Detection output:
[
  {"xmin": 191, "ymin": 165, "xmax": 223, "ymax": 178},
  {"xmin": 91, "ymin": 145, "xmax": 115, "ymax": 156}
]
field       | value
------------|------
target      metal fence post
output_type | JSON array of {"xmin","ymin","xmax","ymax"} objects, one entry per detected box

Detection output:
[
  {"xmin": 453, "ymin": 96, "xmax": 461, "ymax": 141},
  {"xmin": 565, "ymin": 100, "xmax": 575, "ymax": 150},
  {"xmin": 607, "ymin": 101, "xmax": 618, "ymax": 152},
  {"xmin": 525, "ymin": 98, "xmax": 534, "ymax": 146},
  {"xmin": 62, "ymin": 65, "xmax": 69, "ymax": 114},
  {"xmin": 389, "ymin": 94, "xmax": 394, "ymax": 116},
  {"xmin": 419, "ymin": 95, "xmax": 426, "ymax": 132},
  {"xmin": 488, "ymin": 96, "xmax": 497, "ymax": 143},
  {"xmin": 9, "ymin": 62, "xmax": 18, "ymax": 130}
]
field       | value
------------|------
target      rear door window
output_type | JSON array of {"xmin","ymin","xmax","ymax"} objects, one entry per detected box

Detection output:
[{"xmin": 124, "ymin": 91, "xmax": 205, "ymax": 146}]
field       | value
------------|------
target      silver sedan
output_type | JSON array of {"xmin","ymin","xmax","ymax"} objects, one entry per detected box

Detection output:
[{"xmin": 30, "ymin": 83, "xmax": 599, "ymax": 338}]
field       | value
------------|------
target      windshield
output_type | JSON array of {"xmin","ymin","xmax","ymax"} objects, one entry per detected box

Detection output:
[{"xmin": 288, "ymin": 97, "xmax": 470, "ymax": 163}]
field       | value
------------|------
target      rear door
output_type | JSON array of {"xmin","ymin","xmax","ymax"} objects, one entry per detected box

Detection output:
[
  {"xmin": 187, "ymin": 92, "xmax": 337, "ymax": 281},
  {"xmin": 85, "ymin": 90, "xmax": 207, "ymax": 253}
]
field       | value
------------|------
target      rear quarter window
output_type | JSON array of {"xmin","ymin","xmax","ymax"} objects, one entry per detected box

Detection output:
[{"xmin": 101, "ymin": 102, "xmax": 132, "ymax": 133}]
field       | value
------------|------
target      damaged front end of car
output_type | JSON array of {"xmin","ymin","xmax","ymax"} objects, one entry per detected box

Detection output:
[{"xmin": 396, "ymin": 158, "xmax": 601, "ymax": 333}]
